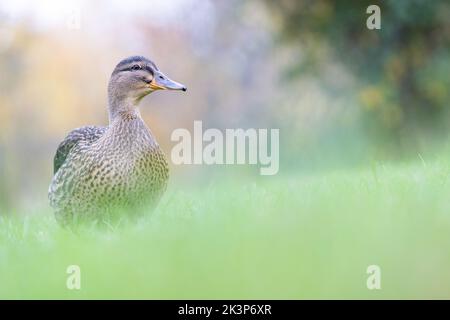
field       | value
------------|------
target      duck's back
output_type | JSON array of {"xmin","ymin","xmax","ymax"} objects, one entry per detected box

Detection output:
[{"xmin": 53, "ymin": 126, "xmax": 107, "ymax": 174}]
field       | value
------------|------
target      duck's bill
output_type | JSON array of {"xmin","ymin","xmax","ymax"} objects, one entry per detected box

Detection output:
[{"xmin": 150, "ymin": 71, "xmax": 187, "ymax": 91}]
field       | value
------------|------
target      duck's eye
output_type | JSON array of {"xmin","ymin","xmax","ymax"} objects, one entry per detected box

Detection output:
[{"xmin": 131, "ymin": 64, "xmax": 141, "ymax": 71}]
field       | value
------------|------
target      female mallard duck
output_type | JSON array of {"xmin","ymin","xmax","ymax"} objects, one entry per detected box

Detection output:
[{"xmin": 48, "ymin": 56, "xmax": 186, "ymax": 225}]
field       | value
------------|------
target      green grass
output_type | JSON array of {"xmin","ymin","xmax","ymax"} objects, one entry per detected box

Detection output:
[{"xmin": 1, "ymin": 162, "xmax": 450, "ymax": 299}]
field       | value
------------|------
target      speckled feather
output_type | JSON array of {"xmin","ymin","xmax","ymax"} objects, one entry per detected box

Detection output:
[
  {"xmin": 53, "ymin": 126, "xmax": 107, "ymax": 174},
  {"xmin": 49, "ymin": 114, "xmax": 169, "ymax": 225}
]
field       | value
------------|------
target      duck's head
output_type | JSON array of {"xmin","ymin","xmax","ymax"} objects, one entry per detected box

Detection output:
[{"xmin": 108, "ymin": 56, "xmax": 186, "ymax": 119}]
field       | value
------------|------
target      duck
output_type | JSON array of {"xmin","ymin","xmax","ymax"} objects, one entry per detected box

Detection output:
[{"xmin": 48, "ymin": 56, "xmax": 186, "ymax": 226}]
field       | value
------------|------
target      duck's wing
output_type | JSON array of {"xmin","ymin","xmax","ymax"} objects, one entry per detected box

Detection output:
[{"xmin": 53, "ymin": 126, "xmax": 107, "ymax": 174}]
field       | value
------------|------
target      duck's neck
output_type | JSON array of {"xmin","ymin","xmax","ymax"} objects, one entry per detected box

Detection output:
[
  {"xmin": 108, "ymin": 106, "xmax": 146, "ymax": 134},
  {"xmin": 110, "ymin": 108, "xmax": 142, "ymax": 123},
  {"xmin": 106, "ymin": 100, "xmax": 158, "ymax": 147},
  {"xmin": 108, "ymin": 89, "xmax": 144, "ymax": 123},
  {"xmin": 106, "ymin": 92, "xmax": 159, "ymax": 149}
]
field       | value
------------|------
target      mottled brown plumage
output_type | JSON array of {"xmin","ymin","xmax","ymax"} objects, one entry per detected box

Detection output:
[{"xmin": 48, "ymin": 56, "xmax": 186, "ymax": 226}]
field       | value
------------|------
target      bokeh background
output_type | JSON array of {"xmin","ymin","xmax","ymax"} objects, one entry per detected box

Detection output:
[
  {"xmin": 1, "ymin": 0, "xmax": 450, "ymax": 299},
  {"xmin": 1, "ymin": 0, "xmax": 450, "ymax": 211}
]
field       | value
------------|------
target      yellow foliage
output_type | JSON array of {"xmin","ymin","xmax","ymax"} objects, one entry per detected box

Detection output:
[
  {"xmin": 385, "ymin": 55, "xmax": 405, "ymax": 83},
  {"xmin": 425, "ymin": 81, "xmax": 447, "ymax": 106},
  {"xmin": 359, "ymin": 86, "xmax": 384, "ymax": 111}
]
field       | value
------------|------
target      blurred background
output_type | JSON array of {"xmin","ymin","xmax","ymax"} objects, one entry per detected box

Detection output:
[{"xmin": 1, "ymin": 0, "xmax": 450, "ymax": 212}]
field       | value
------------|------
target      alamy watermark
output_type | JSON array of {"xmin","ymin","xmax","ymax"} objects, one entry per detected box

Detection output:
[
  {"xmin": 366, "ymin": 265, "xmax": 381, "ymax": 290},
  {"xmin": 366, "ymin": 5, "xmax": 381, "ymax": 30},
  {"xmin": 66, "ymin": 6, "xmax": 82, "ymax": 30},
  {"xmin": 66, "ymin": 265, "xmax": 81, "ymax": 290},
  {"xmin": 171, "ymin": 121, "xmax": 279, "ymax": 175}
]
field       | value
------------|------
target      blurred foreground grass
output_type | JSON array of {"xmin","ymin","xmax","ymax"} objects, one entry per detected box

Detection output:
[{"xmin": 1, "ymin": 161, "xmax": 450, "ymax": 299}]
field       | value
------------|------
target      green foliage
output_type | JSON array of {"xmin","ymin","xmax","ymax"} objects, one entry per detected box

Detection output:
[
  {"xmin": 1, "ymin": 166, "xmax": 450, "ymax": 299},
  {"xmin": 267, "ymin": 0, "xmax": 450, "ymax": 148}
]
